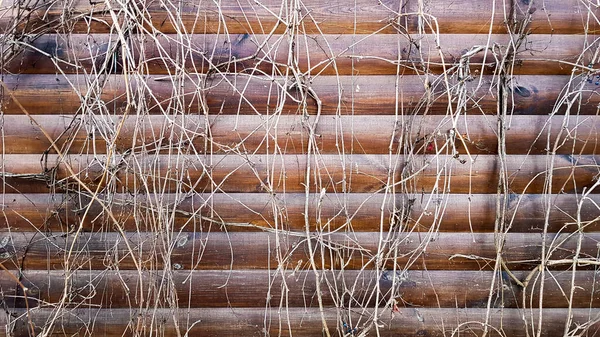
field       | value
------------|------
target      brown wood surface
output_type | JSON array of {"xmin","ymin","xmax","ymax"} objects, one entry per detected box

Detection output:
[
  {"xmin": 2, "ymin": 193, "xmax": 600, "ymax": 233},
  {"xmin": 3, "ymin": 0, "xmax": 598, "ymax": 35},
  {"xmin": 135, "ymin": 34, "xmax": 600, "ymax": 76},
  {"xmin": 2, "ymin": 34, "xmax": 117, "ymax": 75},
  {"xmin": 3, "ymin": 307, "xmax": 600, "ymax": 337},
  {"xmin": 2, "ymin": 0, "xmax": 600, "ymax": 334},
  {"xmin": 2, "ymin": 114, "xmax": 599, "ymax": 155},
  {"xmin": 2, "ymin": 74, "xmax": 598, "ymax": 116},
  {"xmin": 2, "ymin": 154, "xmax": 599, "ymax": 194},
  {"xmin": 5, "ymin": 34, "xmax": 599, "ymax": 76},
  {"xmin": 1, "ymin": 270, "xmax": 598, "ymax": 309},
  {"xmin": 1, "ymin": 231, "xmax": 599, "ymax": 271}
]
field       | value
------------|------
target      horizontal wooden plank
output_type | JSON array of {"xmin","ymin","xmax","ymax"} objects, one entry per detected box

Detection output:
[
  {"xmin": 2, "ymin": 114, "xmax": 599, "ymax": 155},
  {"xmin": 2, "ymin": 193, "xmax": 600, "ymax": 233},
  {"xmin": 3, "ymin": 307, "xmax": 600, "ymax": 337},
  {"xmin": 1, "ymin": 270, "xmax": 598, "ymax": 309},
  {"xmin": 5, "ymin": 34, "xmax": 598, "ymax": 76},
  {"xmin": 2, "ymin": 34, "xmax": 117, "ymax": 74},
  {"xmin": 136, "ymin": 34, "xmax": 600, "ymax": 76},
  {"xmin": 1, "ymin": 231, "xmax": 599, "ymax": 271},
  {"xmin": 2, "ymin": 154, "xmax": 599, "ymax": 194},
  {"xmin": 1, "ymin": 74, "xmax": 598, "ymax": 116},
  {"xmin": 2, "ymin": 0, "xmax": 597, "ymax": 35}
]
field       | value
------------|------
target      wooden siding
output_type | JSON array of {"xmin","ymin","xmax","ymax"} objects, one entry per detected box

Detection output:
[{"xmin": 1, "ymin": 0, "xmax": 600, "ymax": 336}]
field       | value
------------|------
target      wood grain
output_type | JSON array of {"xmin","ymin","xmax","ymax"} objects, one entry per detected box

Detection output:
[
  {"xmin": 1, "ymin": 231, "xmax": 599, "ymax": 271},
  {"xmin": 3, "ymin": 0, "xmax": 597, "ymax": 35},
  {"xmin": 2, "ymin": 114, "xmax": 599, "ymax": 155},
  {"xmin": 2, "ymin": 193, "xmax": 600, "ymax": 233},
  {"xmin": 2, "ymin": 34, "xmax": 118, "ymax": 74},
  {"xmin": 4, "ymin": 307, "xmax": 600, "ymax": 337},
  {"xmin": 2, "ymin": 74, "xmax": 598, "ymax": 116},
  {"xmin": 136, "ymin": 33, "xmax": 599, "ymax": 76},
  {"xmin": 6, "ymin": 34, "xmax": 598, "ymax": 76},
  {"xmin": 2, "ymin": 154, "xmax": 599, "ymax": 194},
  {"xmin": 1, "ymin": 270, "xmax": 598, "ymax": 309},
  {"xmin": 2, "ymin": 0, "xmax": 600, "ymax": 335}
]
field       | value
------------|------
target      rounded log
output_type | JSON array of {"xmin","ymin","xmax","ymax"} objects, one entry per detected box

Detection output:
[
  {"xmin": 0, "ymin": 231, "xmax": 599, "ymax": 271},
  {"xmin": 2, "ymin": 154, "xmax": 600, "ymax": 194},
  {"xmin": 2, "ymin": 193, "xmax": 600, "ymax": 233},
  {"xmin": 2, "ymin": 34, "xmax": 118, "ymax": 74},
  {"xmin": 4, "ymin": 307, "xmax": 600, "ymax": 337},
  {"xmin": 2, "ymin": 74, "xmax": 598, "ymax": 116},
  {"xmin": 2, "ymin": 0, "xmax": 597, "ymax": 35},
  {"xmin": 1, "ymin": 114, "xmax": 599, "ymax": 155},
  {"xmin": 1, "ymin": 270, "xmax": 598, "ymax": 309},
  {"xmin": 138, "ymin": 33, "xmax": 596, "ymax": 76},
  {"xmin": 5, "ymin": 34, "xmax": 598, "ymax": 76}
]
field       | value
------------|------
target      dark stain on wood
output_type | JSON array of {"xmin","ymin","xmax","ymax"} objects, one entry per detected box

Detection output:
[{"xmin": 513, "ymin": 85, "xmax": 531, "ymax": 97}]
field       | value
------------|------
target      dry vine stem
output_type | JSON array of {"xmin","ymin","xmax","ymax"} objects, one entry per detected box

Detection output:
[{"xmin": 0, "ymin": 0, "xmax": 600, "ymax": 337}]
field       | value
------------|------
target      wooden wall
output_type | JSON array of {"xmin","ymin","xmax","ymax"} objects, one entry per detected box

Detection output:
[{"xmin": 1, "ymin": 0, "xmax": 600, "ymax": 336}]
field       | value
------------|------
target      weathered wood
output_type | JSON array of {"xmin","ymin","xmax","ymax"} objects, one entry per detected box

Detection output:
[
  {"xmin": 2, "ymin": 193, "xmax": 600, "ymax": 233},
  {"xmin": 143, "ymin": 33, "xmax": 600, "ymax": 75},
  {"xmin": 2, "ymin": 74, "xmax": 598, "ymax": 116},
  {"xmin": 2, "ymin": 154, "xmax": 599, "ymax": 194},
  {"xmin": 135, "ymin": 33, "xmax": 599, "ymax": 76},
  {"xmin": 2, "ymin": 1, "xmax": 600, "ymax": 336},
  {"xmin": 1, "ymin": 231, "xmax": 599, "ymax": 271},
  {"xmin": 1, "ymin": 270, "xmax": 598, "ymax": 309},
  {"xmin": 2, "ymin": 0, "xmax": 597, "ymax": 35},
  {"xmin": 4, "ymin": 307, "xmax": 600, "ymax": 337},
  {"xmin": 2, "ymin": 34, "xmax": 118, "ymax": 74},
  {"xmin": 2, "ymin": 114, "xmax": 599, "ymax": 155},
  {"xmin": 6, "ymin": 34, "xmax": 598, "ymax": 75}
]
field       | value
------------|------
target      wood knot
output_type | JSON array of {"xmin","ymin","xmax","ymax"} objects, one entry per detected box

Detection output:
[{"xmin": 513, "ymin": 86, "xmax": 531, "ymax": 98}]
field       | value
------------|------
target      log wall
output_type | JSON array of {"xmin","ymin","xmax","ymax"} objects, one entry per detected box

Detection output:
[{"xmin": 1, "ymin": 0, "xmax": 600, "ymax": 336}]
